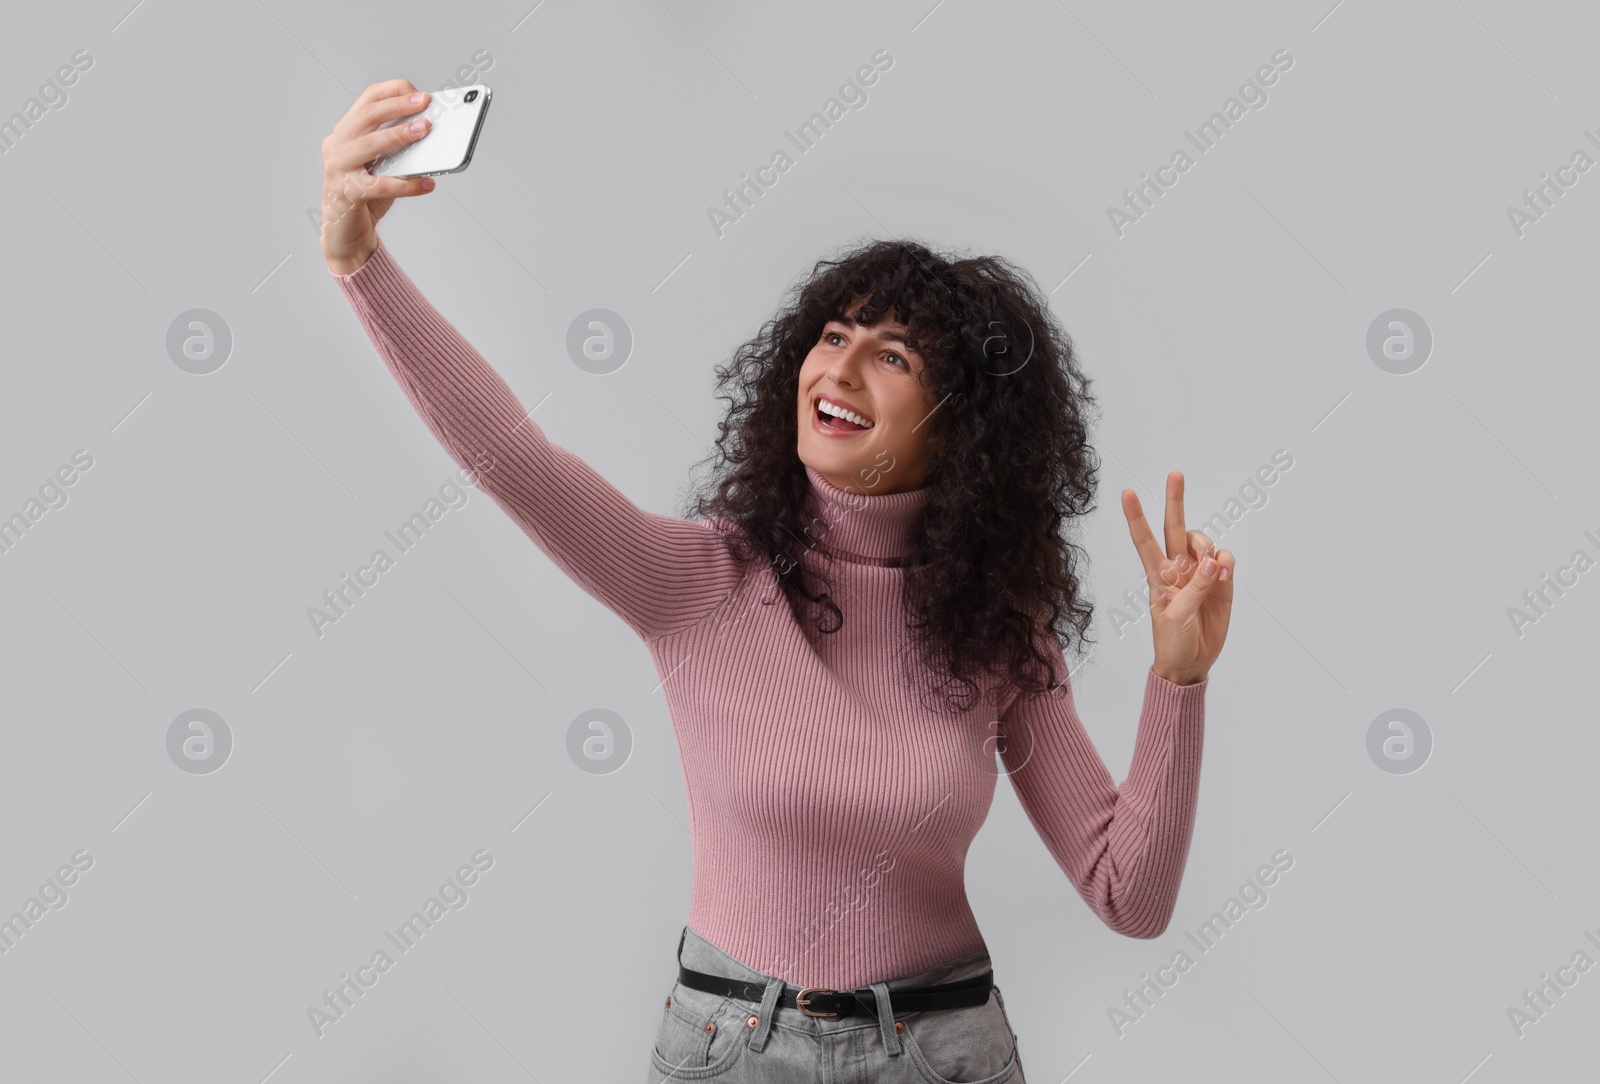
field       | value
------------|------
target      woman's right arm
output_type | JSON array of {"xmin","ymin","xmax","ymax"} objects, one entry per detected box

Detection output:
[{"xmin": 321, "ymin": 80, "xmax": 750, "ymax": 644}]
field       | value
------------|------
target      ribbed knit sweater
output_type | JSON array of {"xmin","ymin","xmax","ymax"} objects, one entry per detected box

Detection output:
[{"xmin": 331, "ymin": 237, "xmax": 1209, "ymax": 991}]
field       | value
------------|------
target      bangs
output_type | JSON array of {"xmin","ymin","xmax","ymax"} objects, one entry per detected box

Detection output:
[{"xmin": 831, "ymin": 284, "xmax": 943, "ymax": 364}]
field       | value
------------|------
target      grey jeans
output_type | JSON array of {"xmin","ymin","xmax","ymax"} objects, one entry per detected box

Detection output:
[{"xmin": 646, "ymin": 925, "xmax": 1026, "ymax": 1083}]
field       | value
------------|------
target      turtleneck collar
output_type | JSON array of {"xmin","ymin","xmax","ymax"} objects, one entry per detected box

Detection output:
[{"xmin": 801, "ymin": 464, "xmax": 931, "ymax": 565}]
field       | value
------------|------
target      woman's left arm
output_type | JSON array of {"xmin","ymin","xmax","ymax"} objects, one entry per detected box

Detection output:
[
  {"xmin": 998, "ymin": 469, "xmax": 1236, "ymax": 937},
  {"xmin": 999, "ymin": 661, "xmax": 1207, "ymax": 939}
]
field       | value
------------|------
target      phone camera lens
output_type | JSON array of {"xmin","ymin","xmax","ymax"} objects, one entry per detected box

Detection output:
[{"xmin": 464, "ymin": 89, "xmax": 478, "ymax": 102}]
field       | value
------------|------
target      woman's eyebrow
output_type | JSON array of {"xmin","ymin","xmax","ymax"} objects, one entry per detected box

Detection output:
[{"xmin": 835, "ymin": 316, "xmax": 922, "ymax": 356}]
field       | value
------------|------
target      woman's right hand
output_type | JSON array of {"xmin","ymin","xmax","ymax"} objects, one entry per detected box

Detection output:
[{"xmin": 320, "ymin": 79, "xmax": 437, "ymax": 276}]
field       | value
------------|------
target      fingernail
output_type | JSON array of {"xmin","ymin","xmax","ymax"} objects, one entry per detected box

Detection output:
[
  {"xmin": 1218, "ymin": 565, "xmax": 1231, "ymax": 581},
  {"xmin": 1199, "ymin": 555, "xmax": 1217, "ymax": 577},
  {"xmin": 409, "ymin": 92, "xmax": 425, "ymax": 104},
  {"xmin": 409, "ymin": 119, "xmax": 426, "ymax": 133},
  {"xmin": 420, "ymin": 178, "xmax": 434, "ymax": 191}
]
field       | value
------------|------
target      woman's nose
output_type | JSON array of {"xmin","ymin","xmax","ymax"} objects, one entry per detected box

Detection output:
[{"xmin": 829, "ymin": 347, "xmax": 869, "ymax": 384}]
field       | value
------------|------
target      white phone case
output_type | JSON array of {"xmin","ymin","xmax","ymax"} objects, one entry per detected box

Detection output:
[{"xmin": 370, "ymin": 84, "xmax": 492, "ymax": 179}]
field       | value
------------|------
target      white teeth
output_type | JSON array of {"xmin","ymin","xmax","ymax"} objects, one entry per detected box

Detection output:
[{"xmin": 817, "ymin": 399, "xmax": 873, "ymax": 428}]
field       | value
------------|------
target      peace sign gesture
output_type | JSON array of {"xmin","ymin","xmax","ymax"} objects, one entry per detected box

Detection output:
[{"xmin": 1122, "ymin": 472, "xmax": 1235, "ymax": 686}]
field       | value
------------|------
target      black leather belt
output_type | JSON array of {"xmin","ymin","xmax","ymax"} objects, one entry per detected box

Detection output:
[{"xmin": 676, "ymin": 964, "xmax": 994, "ymax": 1019}]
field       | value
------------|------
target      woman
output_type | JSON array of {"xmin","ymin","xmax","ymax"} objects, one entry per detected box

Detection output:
[{"xmin": 321, "ymin": 80, "xmax": 1235, "ymax": 1084}]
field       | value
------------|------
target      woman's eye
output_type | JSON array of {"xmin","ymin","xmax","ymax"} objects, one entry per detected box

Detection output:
[{"xmin": 819, "ymin": 331, "xmax": 907, "ymax": 368}]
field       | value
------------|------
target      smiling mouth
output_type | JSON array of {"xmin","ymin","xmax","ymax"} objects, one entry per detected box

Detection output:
[{"xmin": 814, "ymin": 397, "xmax": 874, "ymax": 431}]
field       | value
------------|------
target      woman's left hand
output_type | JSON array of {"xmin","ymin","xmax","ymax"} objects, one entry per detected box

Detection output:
[{"xmin": 1121, "ymin": 471, "xmax": 1235, "ymax": 686}]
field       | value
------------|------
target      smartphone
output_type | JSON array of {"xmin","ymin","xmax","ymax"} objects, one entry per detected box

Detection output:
[{"xmin": 370, "ymin": 84, "xmax": 492, "ymax": 179}]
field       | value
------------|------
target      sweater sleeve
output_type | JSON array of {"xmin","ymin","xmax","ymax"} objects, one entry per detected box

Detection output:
[
  {"xmin": 999, "ymin": 645, "xmax": 1207, "ymax": 939},
  {"xmin": 330, "ymin": 236, "xmax": 747, "ymax": 643}
]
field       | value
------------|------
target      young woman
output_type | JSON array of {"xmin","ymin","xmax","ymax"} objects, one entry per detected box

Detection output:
[{"xmin": 322, "ymin": 80, "xmax": 1235, "ymax": 1084}]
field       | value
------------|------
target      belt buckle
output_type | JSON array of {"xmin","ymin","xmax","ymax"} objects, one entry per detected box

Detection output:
[{"xmin": 795, "ymin": 986, "xmax": 840, "ymax": 1018}]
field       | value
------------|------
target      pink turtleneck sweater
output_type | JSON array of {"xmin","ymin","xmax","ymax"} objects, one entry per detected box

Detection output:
[{"xmin": 331, "ymin": 238, "xmax": 1208, "ymax": 991}]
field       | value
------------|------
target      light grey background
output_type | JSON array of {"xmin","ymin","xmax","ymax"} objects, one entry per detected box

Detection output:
[{"xmin": 2, "ymin": 0, "xmax": 1597, "ymax": 1081}]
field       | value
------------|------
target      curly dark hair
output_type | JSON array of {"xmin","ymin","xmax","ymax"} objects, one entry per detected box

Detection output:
[{"xmin": 686, "ymin": 236, "xmax": 1102, "ymax": 716}]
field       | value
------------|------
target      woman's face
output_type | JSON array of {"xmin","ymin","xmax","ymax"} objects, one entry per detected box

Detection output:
[{"xmin": 795, "ymin": 301, "xmax": 941, "ymax": 495}]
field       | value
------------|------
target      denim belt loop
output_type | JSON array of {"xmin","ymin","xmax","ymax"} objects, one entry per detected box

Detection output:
[
  {"xmin": 747, "ymin": 976, "xmax": 784, "ymax": 1052},
  {"xmin": 869, "ymin": 980, "xmax": 902, "ymax": 1056}
]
